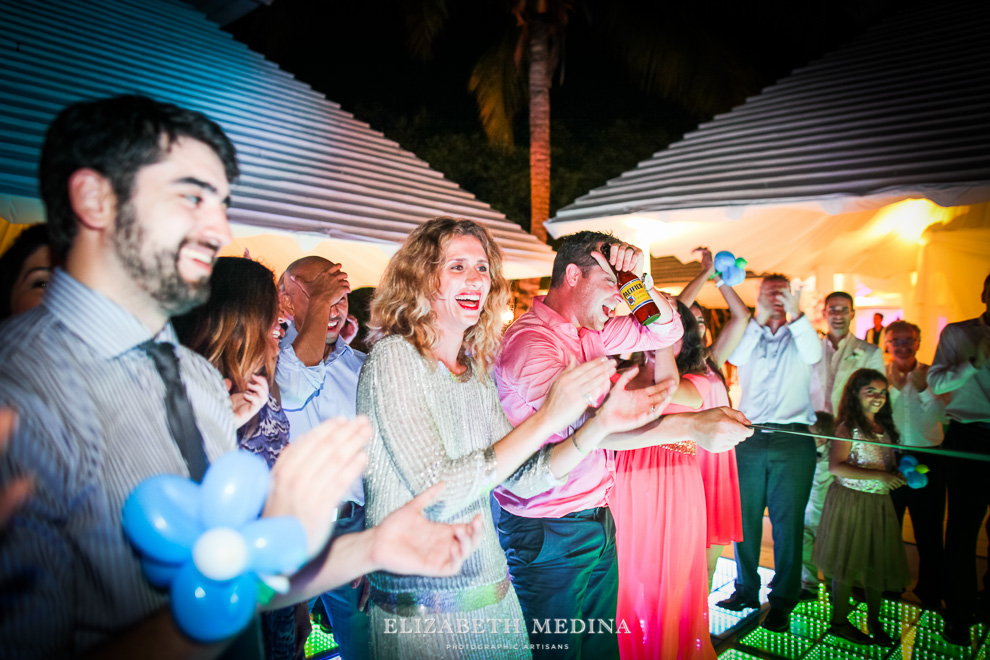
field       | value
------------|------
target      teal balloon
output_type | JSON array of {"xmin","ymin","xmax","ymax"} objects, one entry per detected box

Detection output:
[
  {"xmin": 713, "ymin": 251, "xmax": 736, "ymax": 272},
  {"xmin": 906, "ymin": 471, "xmax": 928, "ymax": 489},
  {"xmin": 722, "ymin": 265, "xmax": 746, "ymax": 287},
  {"xmin": 899, "ymin": 455, "xmax": 919, "ymax": 471},
  {"xmin": 122, "ymin": 475, "xmax": 202, "ymax": 564},
  {"xmin": 200, "ymin": 451, "xmax": 270, "ymax": 529},
  {"xmin": 170, "ymin": 562, "xmax": 259, "ymax": 642},
  {"xmin": 240, "ymin": 517, "xmax": 309, "ymax": 575}
]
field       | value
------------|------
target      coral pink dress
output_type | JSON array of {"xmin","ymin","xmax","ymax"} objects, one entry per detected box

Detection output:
[
  {"xmin": 695, "ymin": 367, "xmax": 743, "ymax": 546},
  {"xmin": 611, "ymin": 372, "xmax": 716, "ymax": 660}
]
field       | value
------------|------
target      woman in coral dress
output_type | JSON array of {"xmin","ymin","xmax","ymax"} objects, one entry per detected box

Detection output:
[
  {"xmin": 677, "ymin": 248, "xmax": 749, "ymax": 586},
  {"xmin": 611, "ymin": 300, "xmax": 722, "ymax": 660}
]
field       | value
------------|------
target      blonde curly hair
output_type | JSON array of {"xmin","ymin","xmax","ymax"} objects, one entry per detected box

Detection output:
[{"xmin": 367, "ymin": 217, "xmax": 510, "ymax": 373}]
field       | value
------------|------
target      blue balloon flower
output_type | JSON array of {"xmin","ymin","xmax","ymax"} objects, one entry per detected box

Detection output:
[
  {"xmin": 898, "ymin": 455, "xmax": 929, "ymax": 489},
  {"xmin": 711, "ymin": 250, "xmax": 747, "ymax": 287},
  {"xmin": 122, "ymin": 451, "xmax": 309, "ymax": 642},
  {"xmin": 713, "ymin": 251, "xmax": 736, "ymax": 273}
]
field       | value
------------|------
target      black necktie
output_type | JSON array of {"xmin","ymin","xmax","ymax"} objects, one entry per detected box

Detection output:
[{"xmin": 141, "ymin": 340, "xmax": 209, "ymax": 482}]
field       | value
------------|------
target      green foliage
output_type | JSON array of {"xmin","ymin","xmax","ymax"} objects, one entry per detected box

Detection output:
[{"xmin": 359, "ymin": 105, "xmax": 676, "ymax": 230}]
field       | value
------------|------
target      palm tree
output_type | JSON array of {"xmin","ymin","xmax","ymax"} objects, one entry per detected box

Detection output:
[
  {"xmin": 404, "ymin": 0, "xmax": 753, "ymax": 236},
  {"xmin": 403, "ymin": 0, "xmax": 755, "ymax": 316}
]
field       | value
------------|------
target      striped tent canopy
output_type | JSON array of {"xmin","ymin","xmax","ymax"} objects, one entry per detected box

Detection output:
[{"xmin": 0, "ymin": 0, "xmax": 555, "ymax": 284}]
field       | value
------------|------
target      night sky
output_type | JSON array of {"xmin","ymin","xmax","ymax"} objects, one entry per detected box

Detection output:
[{"xmin": 226, "ymin": 0, "xmax": 915, "ymax": 229}]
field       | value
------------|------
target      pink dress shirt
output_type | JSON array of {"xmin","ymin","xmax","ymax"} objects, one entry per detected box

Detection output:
[{"xmin": 494, "ymin": 296, "xmax": 683, "ymax": 518}]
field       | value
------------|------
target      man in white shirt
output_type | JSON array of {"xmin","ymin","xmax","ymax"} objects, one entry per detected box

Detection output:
[
  {"xmin": 801, "ymin": 292, "xmax": 885, "ymax": 598},
  {"xmin": 884, "ymin": 320, "xmax": 946, "ymax": 611},
  {"xmin": 930, "ymin": 273, "xmax": 990, "ymax": 645},
  {"xmin": 718, "ymin": 274, "xmax": 822, "ymax": 632}
]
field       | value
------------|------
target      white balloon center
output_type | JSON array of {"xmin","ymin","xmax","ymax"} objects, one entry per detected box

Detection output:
[{"xmin": 193, "ymin": 527, "xmax": 248, "ymax": 581}]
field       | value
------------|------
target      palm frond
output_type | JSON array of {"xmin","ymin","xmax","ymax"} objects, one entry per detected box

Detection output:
[
  {"xmin": 592, "ymin": 0, "xmax": 758, "ymax": 116},
  {"xmin": 401, "ymin": 0, "xmax": 450, "ymax": 61},
  {"xmin": 468, "ymin": 30, "xmax": 527, "ymax": 150}
]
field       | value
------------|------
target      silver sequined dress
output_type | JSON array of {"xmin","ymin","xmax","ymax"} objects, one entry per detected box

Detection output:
[
  {"xmin": 358, "ymin": 335, "xmax": 565, "ymax": 660},
  {"xmin": 834, "ymin": 428, "xmax": 897, "ymax": 494}
]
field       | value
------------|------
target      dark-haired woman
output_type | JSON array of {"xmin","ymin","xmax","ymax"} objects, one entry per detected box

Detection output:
[
  {"xmin": 676, "ymin": 247, "xmax": 749, "ymax": 589},
  {"xmin": 173, "ymin": 256, "xmax": 303, "ymax": 660},
  {"xmin": 0, "ymin": 224, "xmax": 54, "ymax": 322}
]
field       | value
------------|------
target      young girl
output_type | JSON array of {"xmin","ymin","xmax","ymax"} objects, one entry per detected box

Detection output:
[{"xmin": 814, "ymin": 368, "xmax": 910, "ymax": 647}]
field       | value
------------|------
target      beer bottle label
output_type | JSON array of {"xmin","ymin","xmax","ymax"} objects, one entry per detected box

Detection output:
[{"xmin": 620, "ymin": 279, "xmax": 653, "ymax": 314}]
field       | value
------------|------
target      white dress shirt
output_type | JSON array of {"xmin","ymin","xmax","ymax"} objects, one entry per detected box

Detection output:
[
  {"xmin": 929, "ymin": 315, "xmax": 990, "ymax": 424},
  {"xmin": 276, "ymin": 341, "xmax": 367, "ymax": 504},
  {"xmin": 728, "ymin": 315, "xmax": 822, "ymax": 425}
]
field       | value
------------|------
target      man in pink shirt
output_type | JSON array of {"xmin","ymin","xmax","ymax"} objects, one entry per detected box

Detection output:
[{"xmin": 495, "ymin": 231, "xmax": 752, "ymax": 659}]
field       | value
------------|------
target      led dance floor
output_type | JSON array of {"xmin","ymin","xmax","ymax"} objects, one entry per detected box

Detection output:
[
  {"xmin": 302, "ymin": 556, "xmax": 988, "ymax": 659},
  {"xmin": 710, "ymin": 557, "xmax": 988, "ymax": 660}
]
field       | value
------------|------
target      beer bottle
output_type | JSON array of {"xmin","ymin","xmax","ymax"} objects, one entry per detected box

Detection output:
[{"xmin": 602, "ymin": 244, "xmax": 662, "ymax": 326}]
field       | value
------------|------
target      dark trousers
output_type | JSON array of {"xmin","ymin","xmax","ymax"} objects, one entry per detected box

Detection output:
[
  {"xmin": 498, "ymin": 506, "xmax": 620, "ymax": 660},
  {"xmin": 311, "ymin": 504, "xmax": 370, "ymax": 660},
  {"xmin": 943, "ymin": 421, "xmax": 990, "ymax": 625},
  {"xmin": 733, "ymin": 425, "xmax": 817, "ymax": 612},
  {"xmin": 889, "ymin": 449, "xmax": 946, "ymax": 605}
]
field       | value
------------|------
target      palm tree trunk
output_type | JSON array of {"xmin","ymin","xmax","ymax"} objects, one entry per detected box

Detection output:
[{"xmin": 528, "ymin": 16, "xmax": 551, "ymax": 243}]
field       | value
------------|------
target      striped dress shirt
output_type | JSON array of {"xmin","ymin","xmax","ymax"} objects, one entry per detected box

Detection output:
[{"xmin": 0, "ymin": 269, "xmax": 237, "ymax": 658}]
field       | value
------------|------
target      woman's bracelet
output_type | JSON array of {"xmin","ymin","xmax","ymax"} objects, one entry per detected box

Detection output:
[{"xmin": 572, "ymin": 433, "xmax": 591, "ymax": 457}]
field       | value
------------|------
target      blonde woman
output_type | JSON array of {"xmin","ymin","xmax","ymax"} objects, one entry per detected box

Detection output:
[{"xmin": 358, "ymin": 218, "xmax": 669, "ymax": 659}]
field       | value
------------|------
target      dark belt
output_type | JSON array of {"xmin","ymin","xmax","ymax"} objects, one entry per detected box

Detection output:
[
  {"xmin": 561, "ymin": 506, "xmax": 609, "ymax": 522},
  {"xmin": 338, "ymin": 501, "xmax": 362, "ymax": 519}
]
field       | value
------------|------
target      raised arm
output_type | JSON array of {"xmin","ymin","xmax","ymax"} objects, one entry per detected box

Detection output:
[
  {"xmin": 677, "ymin": 247, "xmax": 715, "ymax": 308},
  {"xmin": 709, "ymin": 277, "xmax": 751, "ymax": 368},
  {"xmin": 287, "ymin": 265, "xmax": 350, "ymax": 367}
]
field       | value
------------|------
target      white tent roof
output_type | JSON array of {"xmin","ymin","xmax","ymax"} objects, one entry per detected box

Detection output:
[
  {"xmin": 546, "ymin": 0, "xmax": 990, "ymax": 279},
  {"xmin": 0, "ymin": 0, "xmax": 555, "ymax": 284}
]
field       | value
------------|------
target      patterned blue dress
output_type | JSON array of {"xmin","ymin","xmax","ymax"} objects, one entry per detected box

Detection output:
[{"xmin": 237, "ymin": 394, "xmax": 298, "ymax": 660}]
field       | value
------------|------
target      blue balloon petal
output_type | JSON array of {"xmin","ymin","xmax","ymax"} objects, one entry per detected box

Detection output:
[
  {"xmin": 723, "ymin": 265, "xmax": 746, "ymax": 287},
  {"xmin": 899, "ymin": 455, "xmax": 919, "ymax": 471},
  {"xmin": 200, "ymin": 451, "xmax": 270, "ymax": 529},
  {"xmin": 142, "ymin": 556, "xmax": 181, "ymax": 589},
  {"xmin": 713, "ymin": 251, "xmax": 736, "ymax": 272},
  {"xmin": 906, "ymin": 472, "xmax": 928, "ymax": 489},
  {"xmin": 241, "ymin": 517, "xmax": 309, "ymax": 575},
  {"xmin": 170, "ymin": 562, "xmax": 259, "ymax": 643},
  {"xmin": 122, "ymin": 475, "xmax": 202, "ymax": 564}
]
